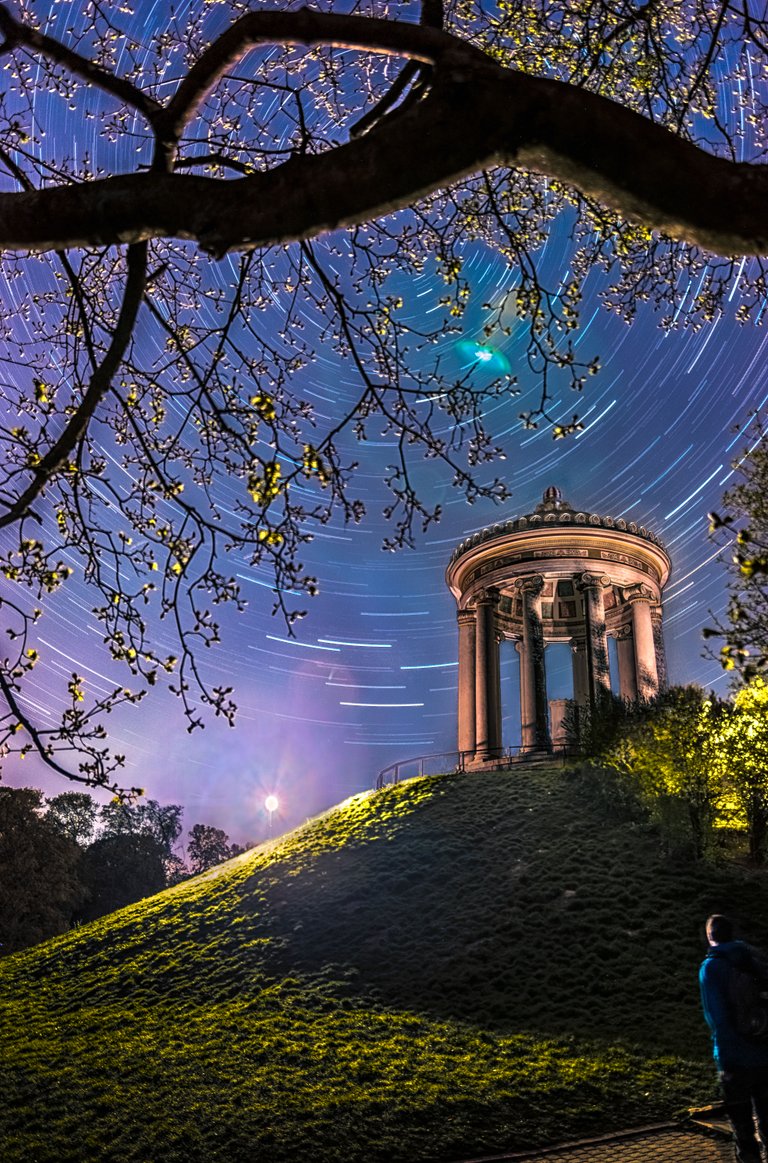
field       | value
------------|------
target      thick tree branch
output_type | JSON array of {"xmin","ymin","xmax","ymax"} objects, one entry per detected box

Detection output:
[{"xmin": 0, "ymin": 10, "xmax": 765, "ymax": 258}]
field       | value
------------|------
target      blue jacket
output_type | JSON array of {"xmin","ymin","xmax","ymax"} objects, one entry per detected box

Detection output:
[{"xmin": 700, "ymin": 940, "xmax": 768, "ymax": 1071}]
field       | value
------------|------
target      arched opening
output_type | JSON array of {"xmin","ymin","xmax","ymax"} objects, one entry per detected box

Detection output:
[
  {"xmin": 545, "ymin": 640, "xmax": 573, "ymax": 750},
  {"xmin": 499, "ymin": 638, "xmax": 522, "ymax": 751},
  {"xmin": 545, "ymin": 641, "xmax": 573, "ymax": 699},
  {"xmin": 608, "ymin": 635, "xmax": 621, "ymax": 697}
]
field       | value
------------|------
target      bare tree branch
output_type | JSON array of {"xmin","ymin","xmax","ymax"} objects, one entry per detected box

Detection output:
[
  {"xmin": 0, "ymin": 3, "xmax": 161, "ymax": 123},
  {"xmin": 0, "ymin": 242, "xmax": 147, "ymax": 529}
]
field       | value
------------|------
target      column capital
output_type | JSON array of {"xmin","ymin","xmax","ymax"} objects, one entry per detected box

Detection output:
[
  {"xmin": 614, "ymin": 623, "xmax": 633, "ymax": 641},
  {"xmin": 474, "ymin": 586, "xmax": 501, "ymax": 608},
  {"xmin": 515, "ymin": 574, "xmax": 545, "ymax": 598},
  {"xmin": 457, "ymin": 608, "xmax": 476, "ymax": 626},
  {"xmin": 577, "ymin": 572, "xmax": 611, "ymax": 591},
  {"xmin": 622, "ymin": 582, "xmax": 655, "ymax": 604}
]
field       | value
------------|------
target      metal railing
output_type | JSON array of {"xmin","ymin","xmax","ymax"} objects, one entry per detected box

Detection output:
[{"xmin": 375, "ymin": 745, "xmax": 528, "ymax": 789}]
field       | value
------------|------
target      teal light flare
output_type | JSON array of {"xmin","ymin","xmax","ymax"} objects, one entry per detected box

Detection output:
[{"xmin": 455, "ymin": 339, "xmax": 511, "ymax": 375}]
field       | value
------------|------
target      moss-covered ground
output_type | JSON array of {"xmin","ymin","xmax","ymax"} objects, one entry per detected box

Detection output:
[{"xmin": 3, "ymin": 763, "xmax": 768, "ymax": 1162}]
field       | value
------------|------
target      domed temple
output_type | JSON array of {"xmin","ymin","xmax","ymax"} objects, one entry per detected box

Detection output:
[{"xmin": 445, "ymin": 487, "xmax": 671, "ymax": 764}]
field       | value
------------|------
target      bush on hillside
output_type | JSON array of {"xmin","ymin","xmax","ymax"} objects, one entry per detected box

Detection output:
[
  {"xmin": 567, "ymin": 685, "xmax": 740, "ymax": 861},
  {"xmin": 719, "ymin": 678, "xmax": 768, "ymax": 864},
  {"xmin": 563, "ymin": 689, "xmax": 651, "ymax": 762}
]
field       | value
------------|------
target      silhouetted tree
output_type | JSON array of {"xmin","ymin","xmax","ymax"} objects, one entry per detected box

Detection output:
[
  {"xmin": 0, "ymin": 787, "xmax": 83, "ymax": 953},
  {"xmin": 1, "ymin": 0, "xmax": 767, "ymax": 789},
  {"xmin": 79, "ymin": 833, "xmax": 166, "ymax": 922},
  {"xmin": 99, "ymin": 797, "xmax": 184, "ymax": 884},
  {"xmin": 45, "ymin": 791, "xmax": 98, "ymax": 846},
  {"xmin": 187, "ymin": 824, "xmax": 235, "ymax": 874},
  {"xmin": 139, "ymin": 801, "xmax": 185, "ymax": 865},
  {"xmin": 163, "ymin": 853, "xmax": 191, "ymax": 886}
]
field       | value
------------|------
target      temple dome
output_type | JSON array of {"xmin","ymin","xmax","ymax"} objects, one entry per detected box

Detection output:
[{"xmin": 448, "ymin": 486, "xmax": 665, "ymax": 565}]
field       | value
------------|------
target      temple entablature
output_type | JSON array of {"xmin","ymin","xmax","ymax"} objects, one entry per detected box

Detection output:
[{"xmin": 446, "ymin": 486, "xmax": 671, "ymax": 764}]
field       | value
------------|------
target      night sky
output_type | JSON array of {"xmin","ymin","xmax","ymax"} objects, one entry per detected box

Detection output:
[{"xmin": 3, "ymin": 1, "xmax": 767, "ymax": 847}]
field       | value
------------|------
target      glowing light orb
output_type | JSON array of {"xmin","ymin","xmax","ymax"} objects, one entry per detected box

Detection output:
[
  {"xmin": 265, "ymin": 795, "xmax": 279, "ymax": 813},
  {"xmin": 455, "ymin": 340, "xmax": 511, "ymax": 375}
]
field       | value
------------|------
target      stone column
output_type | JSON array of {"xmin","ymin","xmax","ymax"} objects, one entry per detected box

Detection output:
[
  {"xmin": 457, "ymin": 609, "xmax": 477, "ymax": 759},
  {"xmin": 615, "ymin": 624, "xmax": 638, "ymax": 702},
  {"xmin": 578, "ymin": 573, "xmax": 612, "ymax": 704},
  {"xmin": 624, "ymin": 583, "xmax": 659, "ymax": 699},
  {"xmin": 515, "ymin": 641, "xmax": 527, "ymax": 753},
  {"xmin": 652, "ymin": 613, "xmax": 668, "ymax": 691},
  {"xmin": 517, "ymin": 575, "xmax": 551, "ymax": 752},
  {"xmin": 571, "ymin": 636, "xmax": 589, "ymax": 706},
  {"xmin": 474, "ymin": 589, "xmax": 501, "ymax": 759}
]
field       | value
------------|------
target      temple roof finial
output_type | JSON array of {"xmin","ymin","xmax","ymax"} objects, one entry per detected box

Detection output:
[{"xmin": 537, "ymin": 485, "xmax": 569, "ymax": 513}]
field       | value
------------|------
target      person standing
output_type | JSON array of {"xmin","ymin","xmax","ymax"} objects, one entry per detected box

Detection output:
[{"xmin": 700, "ymin": 914, "xmax": 768, "ymax": 1163}]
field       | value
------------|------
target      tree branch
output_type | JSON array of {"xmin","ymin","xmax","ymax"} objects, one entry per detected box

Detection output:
[
  {"xmin": 0, "ymin": 10, "xmax": 765, "ymax": 258},
  {"xmin": 155, "ymin": 9, "xmax": 444, "ymax": 145},
  {"xmin": 350, "ymin": 0, "xmax": 442, "ymax": 138},
  {"xmin": 0, "ymin": 4, "xmax": 161, "ymax": 122},
  {"xmin": 0, "ymin": 242, "xmax": 147, "ymax": 529},
  {"xmin": 0, "ymin": 665, "xmax": 129, "ymax": 791}
]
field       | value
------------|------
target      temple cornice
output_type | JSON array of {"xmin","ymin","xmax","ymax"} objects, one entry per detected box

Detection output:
[{"xmin": 446, "ymin": 526, "xmax": 671, "ymax": 603}]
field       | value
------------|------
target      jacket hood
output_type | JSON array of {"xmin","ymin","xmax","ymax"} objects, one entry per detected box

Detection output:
[{"xmin": 707, "ymin": 939, "xmax": 753, "ymax": 969}]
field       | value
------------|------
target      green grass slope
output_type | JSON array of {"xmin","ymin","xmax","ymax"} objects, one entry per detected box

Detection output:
[{"xmin": 3, "ymin": 763, "xmax": 768, "ymax": 1163}]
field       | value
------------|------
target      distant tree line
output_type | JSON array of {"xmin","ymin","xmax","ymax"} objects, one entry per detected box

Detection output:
[
  {"xmin": 0, "ymin": 790, "xmax": 247, "ymax": 956},
  {"xmin": 568, "ymin": 680, "xmax": 768, "ymax": 865}
]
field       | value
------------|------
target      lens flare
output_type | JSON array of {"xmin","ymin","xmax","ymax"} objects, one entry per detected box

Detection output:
[{"xmin": 455, "ymin": 339, "xmax": 511, "ymax": 375}]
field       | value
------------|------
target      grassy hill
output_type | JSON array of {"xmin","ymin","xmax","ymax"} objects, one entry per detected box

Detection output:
[{"xmin": 3, "ymin": 762, "xmax": 768, "ymax": 1163}]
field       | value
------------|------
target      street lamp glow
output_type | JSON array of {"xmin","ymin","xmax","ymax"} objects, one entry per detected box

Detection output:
[{"xmin": 265, "ymin": 795, "xmax": 279, "ymax": 814}]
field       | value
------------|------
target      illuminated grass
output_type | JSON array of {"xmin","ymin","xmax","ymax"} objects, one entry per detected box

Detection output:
[{"xmin": 2, "ymin": 765, "xmax": 767, "ymax": 1161}]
